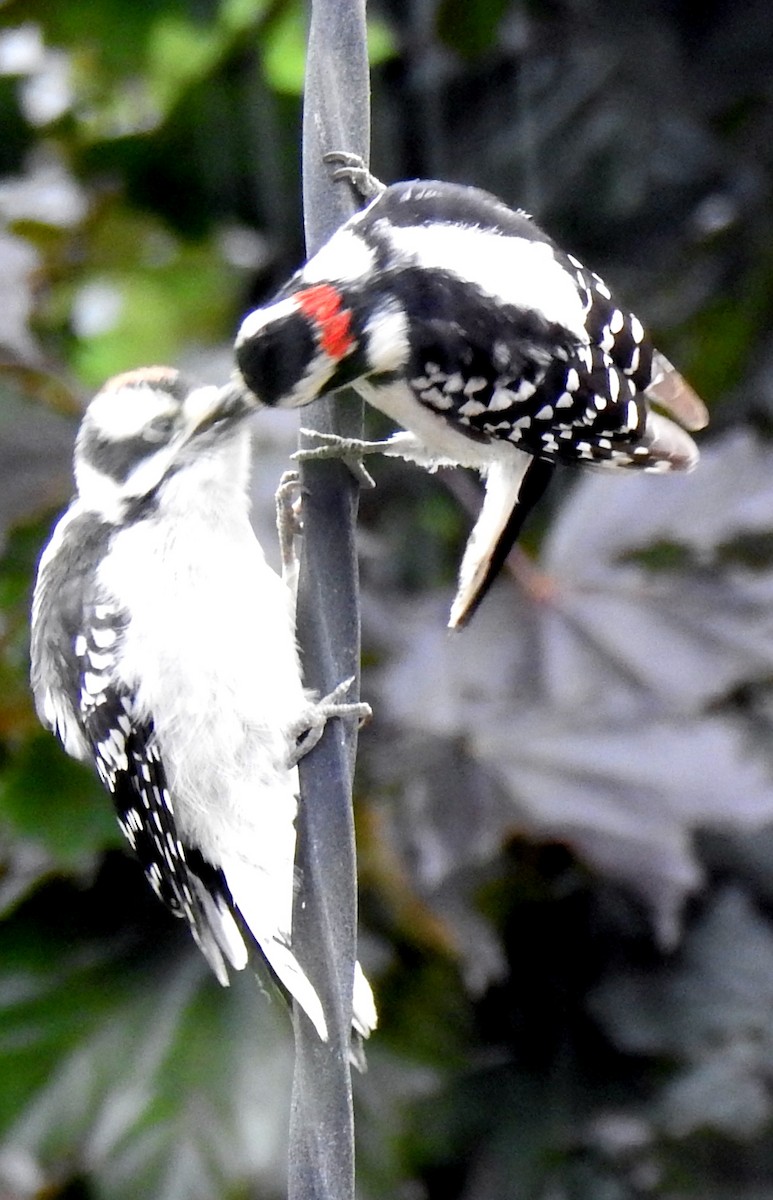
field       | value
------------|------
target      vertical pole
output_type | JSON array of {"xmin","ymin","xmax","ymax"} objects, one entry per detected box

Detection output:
[{"xmin": 288, "ymin": 2, "xmax": 370, "ymax": 1198}]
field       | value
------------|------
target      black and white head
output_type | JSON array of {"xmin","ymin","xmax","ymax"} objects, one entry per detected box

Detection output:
[
  {"xmin": 73, "ymin": 367, "xmax": 257, "ymax": 519},
  {"xmin": 234, "ymin": 284, "xmax": 362, "ymax": 409}
]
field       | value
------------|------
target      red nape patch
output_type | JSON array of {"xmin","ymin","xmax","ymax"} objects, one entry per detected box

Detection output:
[{"xmin": 295, "ymin": 284, "xmax": 355, "ymax": 361}]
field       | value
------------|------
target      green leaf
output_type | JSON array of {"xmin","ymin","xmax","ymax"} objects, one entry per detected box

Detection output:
[
  {"xmin": 146, "ymin": 16, "xmax": 225, "ymax": 113},
  {"xmin": 436, "ymin": 0, "xmax": 511, "ymax": 59},
  {"xmin": 262, "ymin": 2, "xmax": 395, "ymax": 94},
  {"xmin": 365, "ymin": 18, "xmax": 397, "ymax": 68},
  {"xmin": 48, "ymin": 207, "xmax": 240, "ymax": 386},
  {"xmin": 260, "ymin": 3, "xmax": 307, "ymax": 95}
]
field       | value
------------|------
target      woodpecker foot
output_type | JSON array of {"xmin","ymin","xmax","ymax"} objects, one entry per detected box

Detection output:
[
  {"xmin": 293, "ymin": 429, "xmax": 384, "ymax": 489},
  {"xmin": 275, "ymin": 470, "xmax": 303, "ymax": 533},
  {"xmin": 290, "ymin": 676, "xmax": 372, "ymax": 766},
  {"xmin": 275, "ymin": 471, "xmax": 305, "ymax": 593},
  {"xmin": 323, "ymin": 151, "xmax": 386, "ymax": 202}
]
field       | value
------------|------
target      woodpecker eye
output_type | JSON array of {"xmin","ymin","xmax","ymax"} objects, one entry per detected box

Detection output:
[{"xmin": 143, "ymin": 413, "xmax": 177, "ymax": 443}]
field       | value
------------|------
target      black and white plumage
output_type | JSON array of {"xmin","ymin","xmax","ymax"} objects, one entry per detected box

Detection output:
[
  {"xmin": 234, "ymin": 156, "xmax": 708, "ymax": 626},
  {"xmin": 30, "ymin": 366, "xmax": 375, "ymax": 1043}
]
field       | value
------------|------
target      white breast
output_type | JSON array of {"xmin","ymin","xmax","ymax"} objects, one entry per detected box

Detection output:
[
  {"xmin": 96, "ymin": 447, "xmax": 310, "ymax": 877},
  {"xmin": 354, "ymin": 376, "xmax": 523, "ymax": 474}
]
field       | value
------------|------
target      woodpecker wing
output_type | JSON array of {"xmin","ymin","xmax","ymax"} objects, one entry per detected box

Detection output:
[
  {"xmin": 355, "ymin": 264, "xmax": 691, "ymax": 472},
  {"xmin": 72, "ymin": 603, "xmax": 247, "ymax": 986},
  {"xmin": 31, "ymin": 508, "xmax": 110, "ymax": 762}
]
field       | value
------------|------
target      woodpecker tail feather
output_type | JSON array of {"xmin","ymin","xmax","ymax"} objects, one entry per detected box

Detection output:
[
  {"xmin": 190, "ymin": 880, "xmax": 250, "ymax": 986},
  {"xmin": 353, "ymin": 961, "xmax": 378, "ymax": 1039},
  {"xmin": 449, "ymin": 453, "xmax": 554, "ymax": 629},
  {"xmin": 646, "ymin": 352, "xmax": 708, "ymax": 433},
  {"xmin": 639, "ymin": 410, "xmax": 702, "ymax": 472}
]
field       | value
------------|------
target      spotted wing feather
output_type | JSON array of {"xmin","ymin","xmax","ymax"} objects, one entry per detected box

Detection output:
[
  {"xmin": 371, "ymin": 265, "xmax": 684, "ymax": 472},
  {"xmin": 75, "ymin": 615, "xmax": 235, "ymax": 982}
]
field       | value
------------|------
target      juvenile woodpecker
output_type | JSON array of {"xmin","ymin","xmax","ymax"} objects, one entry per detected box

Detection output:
[
  {"xmin": 234, "ymin": 155, "xmax": 708, "ymax": 627},
  {"xmin": 30, "ymin": 366, "xmax": 375, "ymax": 1043}
]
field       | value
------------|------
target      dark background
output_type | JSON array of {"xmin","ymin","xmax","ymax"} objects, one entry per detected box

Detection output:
[{"xmin": 1, "ymin": 1, "xmax": 773, "ymax": 1196}]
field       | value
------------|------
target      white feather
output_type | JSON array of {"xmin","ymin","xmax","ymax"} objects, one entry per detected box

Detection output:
[
  {"xmin": 353, "ymin": 377, "xmax": 521, "ymax": 472},
  {"xmin": 449, "ymin": 452, "xmax": 533, "ymax": 630},
  {"xmin": 301, "ymin": 227, "xmax": 377, "ymax": 285},
  {"xmin": 378, "ymin": 221, "xmax": 589, "ymax": 340}
]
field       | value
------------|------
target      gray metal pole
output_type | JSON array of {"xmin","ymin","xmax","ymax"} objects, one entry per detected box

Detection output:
[{"xmin": 288, "ymin": 1, "xmax": 370, "ymax": 1196}]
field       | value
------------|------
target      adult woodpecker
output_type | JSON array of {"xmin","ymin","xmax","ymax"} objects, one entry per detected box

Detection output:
[{"xmin": 234, "ymin": 154, "xmax": 707, "ymax": 627}]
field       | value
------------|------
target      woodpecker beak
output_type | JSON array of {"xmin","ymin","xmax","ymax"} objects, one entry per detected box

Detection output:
[{"xmin": 184, "ymin": 382, "xmax": 258, "ymax": 438}]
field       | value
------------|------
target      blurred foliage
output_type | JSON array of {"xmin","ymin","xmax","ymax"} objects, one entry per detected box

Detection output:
[{"xmin": 1, "ymin": 0, "xmax": 773, "ymax": 1198}]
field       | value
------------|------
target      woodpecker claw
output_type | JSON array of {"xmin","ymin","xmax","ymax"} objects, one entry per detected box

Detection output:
[
  {"xmin": 274, "ymin": 471, "xmax": 305, "ymax": 595},
  {"xmin": 323, "ymin": 151, "xmax": 386, "ymax": 202},
  {"xmin": 289, "ymin": 676, "xmax": 372, "ymax": 766},
  {"xmin": 293, "ymin": 429, "xmax": 380, "ymax": 488}
]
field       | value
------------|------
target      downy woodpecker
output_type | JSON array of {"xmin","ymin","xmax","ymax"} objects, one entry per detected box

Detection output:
[
  {"xmin": 30, "ymin": 366, "xmax": 375, "ymax": 1042},
  {"xmin": 234, "ymin": 155, "xmax": 707, "ymax": 626}
]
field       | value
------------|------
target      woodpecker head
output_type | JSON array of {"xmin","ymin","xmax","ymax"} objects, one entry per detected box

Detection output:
[
  {"xmin": 234, "ymin": 284, "xmax": 362, "ymax": 410},
  {"xmin": 234, "ymin": 276, "xmax": 414, "ymax": 413},
  {"xmin": 74, "ymin": 366, "xmax": 256, "ymax": 518}
]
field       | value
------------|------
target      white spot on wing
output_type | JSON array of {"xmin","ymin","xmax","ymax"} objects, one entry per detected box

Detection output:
[
  {"xmin": 83, "ymin": 671, "xmax": 106, "ymax": 694},
  {"xmin": 91, "ymin": 625, "xmax": 118, "ymax": 649},
  {"xmin": 608, "ymin": 370, "xmax": 620, "ymax": 402},
  {"xmin": 626, "ymin": 399, "xmax": 639, "ymax": 430},
  {"xmin": 463, "ymin": 377, "xmax": 487, "ymax": 396},
  {"xmin": 492, "ymin": 341, "xmax": 511, "ymax": 370},
  {"xmin": 421, "ymin": 386, "xmax": 455, "ymax": 410},
  {"xmin": 630, "ymin": 314, "xmax": 644, "ymax": 344},
  {"xmin": 514, "ymin": 380, "xmax": 536, "ymax": 402},
  {"xmin": 488, "ymin": 387, "xmax": 518, "ymax": 412},
  {"xmin": 458, "ymin": 399, "xmax": 487, "ymax": 417}
]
